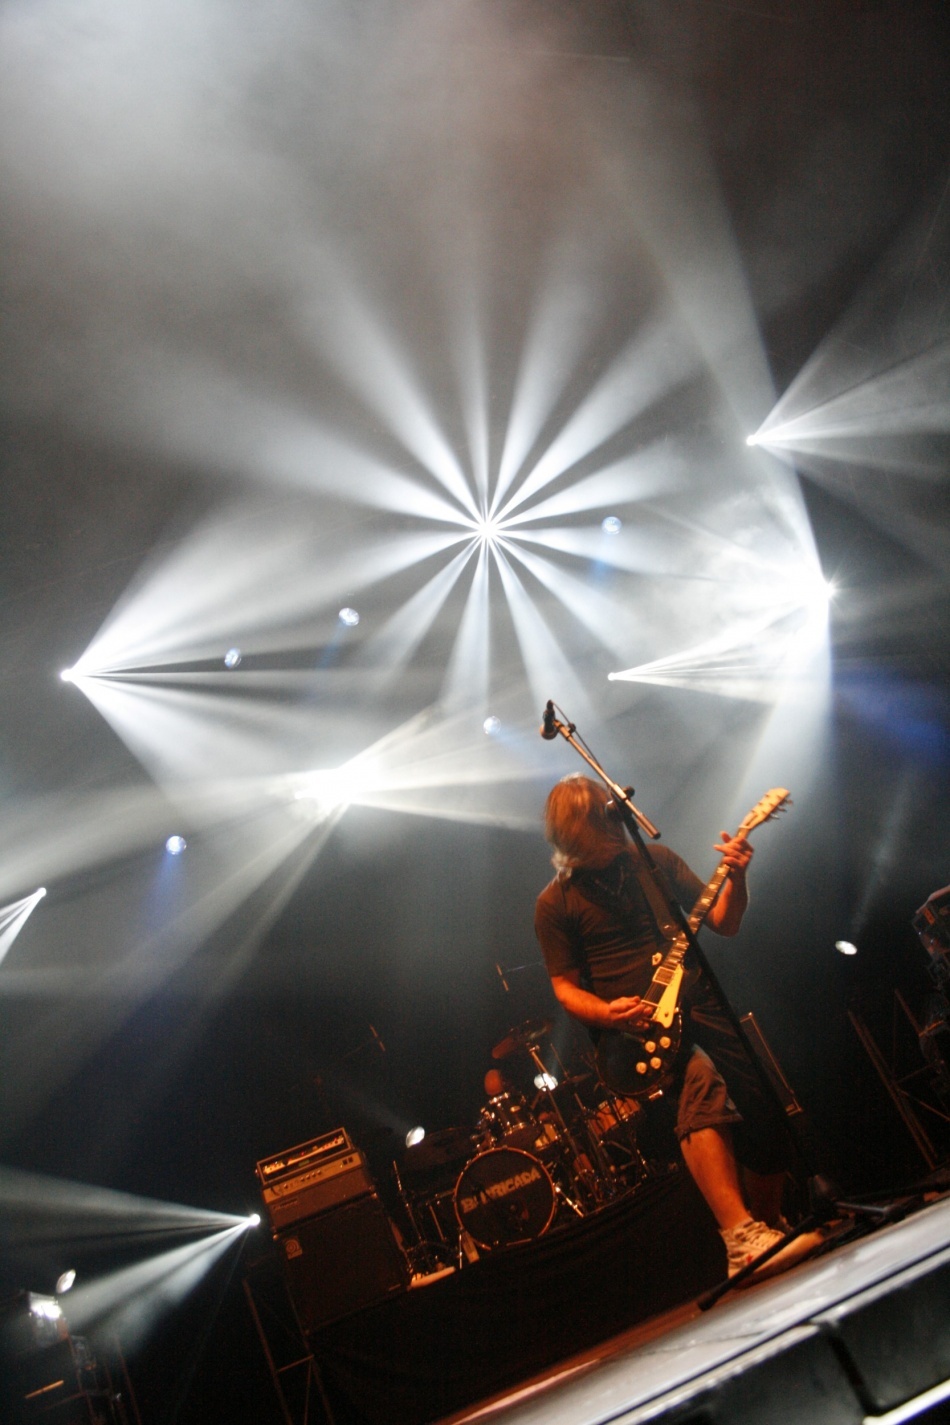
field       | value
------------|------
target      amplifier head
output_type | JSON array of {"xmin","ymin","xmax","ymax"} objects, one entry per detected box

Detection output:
[{"xmin": 256, "ymin": 1126, "xmax": 353, "ymax": 1185}]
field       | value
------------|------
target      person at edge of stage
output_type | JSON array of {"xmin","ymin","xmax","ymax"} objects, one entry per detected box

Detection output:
[{"xmin": 534, "ymin": 772, "xmax": 828, "ymax": 1280}]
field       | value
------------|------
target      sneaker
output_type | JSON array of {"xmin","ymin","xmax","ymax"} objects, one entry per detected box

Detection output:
[{"xmin": 720, "ymin": 1218, "xmax": 828, "ymax": 1281}]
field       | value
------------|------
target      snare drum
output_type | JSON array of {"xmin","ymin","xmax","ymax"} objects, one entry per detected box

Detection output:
[
  {"xmin": 454, "ymin": 1147, "xmax": 555, "ymax": 1250},
  {"xmin": 475, "ymin": 1093, "xmax": 539, "ymax": 1153}
]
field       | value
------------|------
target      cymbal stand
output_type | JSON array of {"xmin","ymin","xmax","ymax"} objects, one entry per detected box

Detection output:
[
  {"xmin": 576, "ymin": 1107, "xmax": 622, "ymax": 1194},
  {"xmin": 524, "ymin": 1041, "xmax": 602, "ymax": 1209},
  {"xmin": 391, "ymin": 1160, "xmax": 455, "ymax": 1276}
]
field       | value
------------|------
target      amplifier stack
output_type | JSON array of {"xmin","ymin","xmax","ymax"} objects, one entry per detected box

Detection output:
[{"xmin": 256, "ymin": 1128, "xmax": 409, "ymax": 1332}]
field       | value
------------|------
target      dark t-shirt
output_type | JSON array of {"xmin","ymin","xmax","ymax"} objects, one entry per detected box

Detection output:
[{"xmin": 534, "ymin": 843, "xmax": 703, "ymax": 1003}]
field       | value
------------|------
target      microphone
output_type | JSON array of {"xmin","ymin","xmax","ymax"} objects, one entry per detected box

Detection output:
[
  {"xmin": 369, "ymin": 1024, "xmax": 387, "ymax": 1055},
  {"xmin": 540, "ymin": 700, "xmax": 558, "ymax": 740}
]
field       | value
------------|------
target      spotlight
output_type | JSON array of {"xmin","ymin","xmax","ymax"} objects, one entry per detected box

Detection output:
[
  {"xmin": 835, "ymin": 940, "xmax": 858, "ymax": 956},
  {"xmin": 55, "ymin": 1270, "xmax": 76, "ymax": 1295},
  {"xmin": 223, "ymin": 647, "xmax": 242, "ymax": 670},
  {"xmin": 534, "ymin": 1072, "xmax": 558, "ymax": 1090},
  {"xmin": 482, "ymin": 716, "xmax": 501, "ymax": 735},
  {"xmin": 601, "ymin": 516, "xmax": 622, "ymax": 535},
  {"xmin": 38, "ymin": 887, "xmax": 47, "ymax": 898},
  {"xmin": 165, "ymin": 835, "xmax": 187, "ymax": 856},
  {"xmin": 405, "ymin": 1126, "xmax": 426, "ymax": 1147},
  {"xmin": 745, "ymin": 433, "xmax": 759, "ymax": 447},
  {"xmin": 339, "ymin": 607, "xmax": 360, "ymax": 627},
  {"xmin": 59, "ymin": 668, "xmax": 76, "ymax": 683},
  {"xmin": 245, "ymin": 1214, "xmax": 260, "ymax": 1228},
  {"xmin": 28, "ymin": 1294, "xmax": 63, "ymax": 1322},
  {"xmin": 475, "ymin": 518, "xmax": 501, "ymax": 543}
]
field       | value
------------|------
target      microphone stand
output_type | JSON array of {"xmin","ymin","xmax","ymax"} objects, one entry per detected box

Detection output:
[{"xmin": 541, "ymin": 705, "xmax": 820, "ymax": 1206}]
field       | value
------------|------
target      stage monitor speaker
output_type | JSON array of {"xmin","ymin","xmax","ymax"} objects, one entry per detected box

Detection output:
[{"xmin": 278, "ymin": 1193, "xmax": 409, "ymax": 1333}]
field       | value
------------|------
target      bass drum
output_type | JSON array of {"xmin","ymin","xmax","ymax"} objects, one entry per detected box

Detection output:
[{"xmin": 454, "ymin": 1147, "xmax": 556, "ymax": 1251}]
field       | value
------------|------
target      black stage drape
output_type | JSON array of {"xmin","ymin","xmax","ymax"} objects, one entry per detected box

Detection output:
[{"xmin": 308, "ymin": 1171, "xmax": 724, "ymax": 1424}]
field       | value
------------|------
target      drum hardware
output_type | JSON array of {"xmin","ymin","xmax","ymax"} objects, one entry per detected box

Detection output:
[
  {"xmin": 391, "ymin": 1169, "xmax": 464, "ymax": 1274},
  {"xmin": 491, "ymin": 1018, "xmax": 605, "ymax": 1209},
  {"xmin": 583, "ymin": 1091, "xmax": 653, "ymax": 1192},
  {"xmin": 521, "ymin": 1036, "xmax": 602, "ymax": 1211}
]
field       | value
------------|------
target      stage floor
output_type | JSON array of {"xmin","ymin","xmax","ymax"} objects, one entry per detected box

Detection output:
[{"xmin": 441, "ymin": 1191, "xmax": 950, "ymax": 1425}]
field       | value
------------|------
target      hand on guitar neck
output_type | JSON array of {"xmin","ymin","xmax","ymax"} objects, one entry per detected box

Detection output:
[{"xmin": 706, "ymin": 828, "xmax": 754, "ymax": 937}]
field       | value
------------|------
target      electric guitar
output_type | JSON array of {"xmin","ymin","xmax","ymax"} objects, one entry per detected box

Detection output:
[{"xmin": 594, "ymin": 788, "xmax": 791, "ymax": 1099}]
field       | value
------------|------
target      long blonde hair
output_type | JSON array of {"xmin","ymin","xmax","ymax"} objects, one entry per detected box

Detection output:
[{"xmin": 543, "ymin": 773, "xmax": 627, "ymax": 871}]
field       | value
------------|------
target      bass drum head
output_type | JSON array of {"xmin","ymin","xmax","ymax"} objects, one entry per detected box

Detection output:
[{"xmin": 454, "ymin": 1148, "xmax": 555, "ymax": 1251}]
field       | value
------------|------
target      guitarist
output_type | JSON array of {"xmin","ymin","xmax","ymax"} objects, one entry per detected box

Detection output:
[{"xmin": 534, "ymin": 773, "xmax": 824, "ymax": 1280}]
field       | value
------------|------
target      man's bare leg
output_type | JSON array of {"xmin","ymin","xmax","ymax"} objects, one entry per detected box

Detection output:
[{"xmin": 679, "ymin": 1126, "xmax": 750, "ymax": 1230}]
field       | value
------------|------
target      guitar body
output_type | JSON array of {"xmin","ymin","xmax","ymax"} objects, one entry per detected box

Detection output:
[{"xmin": 595, "ymin": 1009, "xmax": 684, "ymax": 1098}]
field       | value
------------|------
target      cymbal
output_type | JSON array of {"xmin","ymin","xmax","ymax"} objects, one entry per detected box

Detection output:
[{"xmin": 491, "ymin": 1018, "xmax": 553, "ymax": 1059}]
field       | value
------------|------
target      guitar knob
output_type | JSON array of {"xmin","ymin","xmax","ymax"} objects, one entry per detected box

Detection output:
[
  {"xmin": 644, "ymin": 1040, "xmax": 656, "ymax": 1054},
  {"xmin": 659, "ymin": 1036, "xmax": 671, "ymax": 1049},
  {"xmin": 650, "ymin": 1056, "xmax": 662, "ymax": 1070},
  {"xmin": 636, "ymin": 1062, "xmax": 648, "ymax": 1075}
]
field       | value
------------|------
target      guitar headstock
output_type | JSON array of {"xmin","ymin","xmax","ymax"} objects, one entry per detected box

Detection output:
[{"xmin": 737, "ymin": 787, "xmax": 791, "ymax": 837}]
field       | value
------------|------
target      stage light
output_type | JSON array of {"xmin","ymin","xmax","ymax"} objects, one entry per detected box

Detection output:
[
  {"xmin": 405, "ymin": 1126, "xmax": 425, "ymax": 1147},
  {"xmin": 60, "ymin": 667, "xmax": 76, "ymax": 682},
  {"xmin": 482, "ymin": 716, "xmax": 500, "ymax": 735},
  {"xmin": 223, "ymin": 647, "xmax": 242, "ymax": 669},
  {"xmin": 534, "ymin": 1072, "xmax": 558, "ymax": 1090},
  {"xmin": 245, "ymin": 1214, "xmax": 260, "ymax": 1228},
  {"xmin": 339, "ymin": 607, "xmax": 360, "ymax": 627},
  {"xmin": 0, "ymin": 885, "xmax": 50, "ymax": 968},
  {"xmin": 55, "ymin": 1269, "xmax": 76, "ymax": 1294},
  {"xmin": 165, "ymin": 835, "xmax": 187, "ymax": 856},
  {"xmin": 835, "ymin": 940, "xmax": 858, "ymax": 956},
  {"xmin": 745, "ymin": 433, "xmax": 759, "ymax": 447},
  {"xmin": 475, "ymin": 517, "xmax": 502, "ymax": 544},
  {"xmin": 601, "ymin": 515, "xmax": 622, "ymax": 534},
  {"xmin": 29, "ymin": 1294, "xmax": 63, "ymax": 1322}
]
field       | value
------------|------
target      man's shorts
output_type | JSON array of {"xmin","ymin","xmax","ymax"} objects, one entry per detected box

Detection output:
[{"xmin": 674, "ymin": 1044, "xmax": 742, "ymax": 1141}]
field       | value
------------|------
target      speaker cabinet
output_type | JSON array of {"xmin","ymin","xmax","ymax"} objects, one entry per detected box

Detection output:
[{"xmin": 278, "ymin": 1194, "xmax": 409, "ymax": 1332}]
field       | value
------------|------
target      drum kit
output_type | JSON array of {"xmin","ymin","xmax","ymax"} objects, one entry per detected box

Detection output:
[{"xmin": 396, "ymin": 1019, "xmax": 655, "ymax": 1269}]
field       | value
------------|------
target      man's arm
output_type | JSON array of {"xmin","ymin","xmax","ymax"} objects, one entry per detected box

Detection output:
[
  {"xmin": 704, "ymin": 829, "xmax": 753, "ymax": 936},
  {"xmin": 550, "ymin": 969, "xmax": 654, "ymax": 1030}
]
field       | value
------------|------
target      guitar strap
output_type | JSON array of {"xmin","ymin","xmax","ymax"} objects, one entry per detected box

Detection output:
[{"xmin": 628, "ymin": 846, "xmax": 683, "ymax": 948}]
